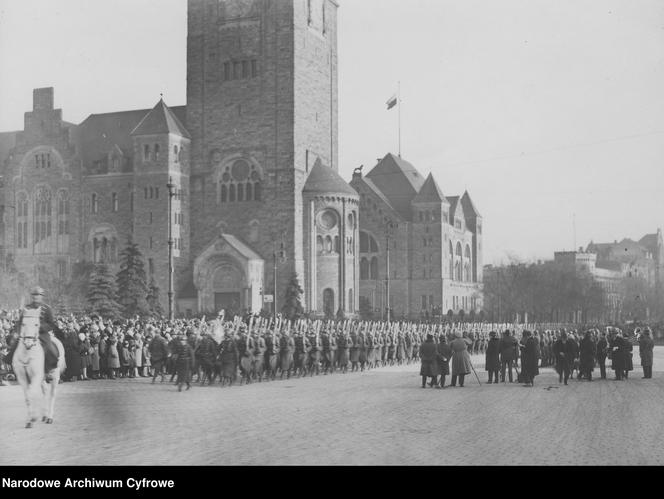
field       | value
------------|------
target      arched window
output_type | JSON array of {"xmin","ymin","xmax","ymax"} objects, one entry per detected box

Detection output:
[
  {"xmin": 456, "ymin": 242, "xmax": 462, "ymax": 257},
  {"xmin": 154, "ymin": 144, "xmax": 160, "ymax": 160},
  {"xmin": 455, "ymin": 261, "xmax": 462, "ymax": 281},
  {"xmin": 245, "ymin": 183, "xmax": 253, "ymax": 201},
  {"xmin": 464, "ymin": 263, "xmax": 471, "ymax": 283},
  {"xmin": 91, "ymin": 193, "xmax": 98, "ymax": 214},
  {"xmin": 370, "ymin": 257, "xmax": 379, "ymax": 280},
  {"xmin": 174, "ymin": 145, "xmax": 179, "ymax": 163},
  {"xmin": 229, "ymin": 184, "xmax": 236, "ymax": 202},
  {"xmin": 334, "ymin": 236, "xmax": 340, "ymax": 254},
  {"xmin": 465, "ymin": 245, "xmax": 471, "ymax": 260},
  {"xmin": 221, "ymin": 184, "xmax": 228, "ymax": 203},
  {"xmin": 254, "ymin": 182, "xmax": 261, "ymax": 201},
  {"xmin": 237, "ymin": 183, "xmax": 244, "ymax": 202},
  {"xmin": 325, "ymin": 236, "xmax": 332, "ymax": 253},
  {"xmin": 360, "ymin": 258, "xmax": 369, "ymax": 280},
  {"xmin": 449, "ymin": 242, "xmax": 454, "ymax": 280},
  {"xmin": 317, "ymin": 235, "xmax": 324, "ymax": 253},
  {"xmin": 16, "ymin": 192, "xmax": 29, "ymax": 250}
]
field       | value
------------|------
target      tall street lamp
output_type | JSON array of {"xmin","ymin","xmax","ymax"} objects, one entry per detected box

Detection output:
[
  {"xmin": 384, "ymin": 218, "xmax": 395, "ymax": 324},
  {"xmin": 166, "ymin": 177, "xmax": 176, "ymax": 321}
]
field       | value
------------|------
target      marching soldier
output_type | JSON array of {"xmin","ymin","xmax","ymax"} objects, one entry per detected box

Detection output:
[
  {"xmin": 251, "ymin": 329, "xmax": 266, "ymax": 382},
  {"xmin": 279, "ymin": 329, "xmax": 295, "ymax": 379},
  {"xmin": 219, "ymin": 329, "xmax": 238, "ymax": 387}
]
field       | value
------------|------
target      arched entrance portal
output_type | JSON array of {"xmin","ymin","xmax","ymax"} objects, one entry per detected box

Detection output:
[
  {"xmin": 323, "ymin": 288, "xmax": 335, "ymax": 318},
  {"xmin": 212, "ymin": 264, "xmax": 243, "ymax": 316}
]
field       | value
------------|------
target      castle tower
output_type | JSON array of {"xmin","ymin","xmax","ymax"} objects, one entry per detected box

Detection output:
[
  {"xmin": 186, "ymin": 0, "xmax": 343, "ymax": 314},
  {"xmin": 410, "ymin": 173, "xmax": 448, "ymax": 313},
  {"xmin": 130, "ymin": 99, "xmax": 191, "ymax": 310}
]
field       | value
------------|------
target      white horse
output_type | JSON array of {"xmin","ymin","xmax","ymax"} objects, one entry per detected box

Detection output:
[{"xmin": 11, "ymin": 308, "xmax": 65, "ymax": 428}]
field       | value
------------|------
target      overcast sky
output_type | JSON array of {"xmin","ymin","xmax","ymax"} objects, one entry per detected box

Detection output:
[{"xmin": 1, "ymin": 0, "xmax": 663, "ymax": 265}]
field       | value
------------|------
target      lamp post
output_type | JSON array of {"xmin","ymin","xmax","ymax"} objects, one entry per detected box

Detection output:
[
  {"xmin": 166, "ymin": 177, "xmax": 176, "ymax": 321},
  {"xmin": 384, "ymin": 218, "xmax": 395, "ymax": 324}
]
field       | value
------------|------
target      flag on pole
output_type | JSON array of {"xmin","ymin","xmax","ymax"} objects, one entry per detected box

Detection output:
[{"xmin": 386, "ymin": 94, "xmax": 397, "ymax": 110}]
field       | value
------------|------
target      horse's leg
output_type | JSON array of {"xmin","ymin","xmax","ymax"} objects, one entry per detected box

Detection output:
[{"xmin": 15, "ymin": 367, "xmax": 34, "ymax": 428}]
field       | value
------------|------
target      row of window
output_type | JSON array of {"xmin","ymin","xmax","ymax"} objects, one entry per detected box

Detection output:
[
  {"xmin": 34, "ymin": 153, "xmax": 51, "ymax": 169},
  {"xmin": 143, "ymin": 144, "xmax": 183, "ymax": 163},
  {"xmin": 219, "ymin": 182, "xmax": 262, "ymax": 203},
  {"xmin": 222, "ymin": 59, "xmax": 258, "ymax": 82}
]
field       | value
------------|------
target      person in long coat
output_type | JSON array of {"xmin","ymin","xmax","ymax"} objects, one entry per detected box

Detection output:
[
  {"xmin": 174, "ymin": 335, "xmax": 195, "ymax": 392},
  {"xmin": 133, "ymin": 333, "xmax": 143, "ymax": 377},
  {"xmin": 106, "ymin": 335, "xmax": 120, "ymax": 379},
  {"xmin": 553, "ymin": 331, "xmax": 574, "ymax": 385},
  {"xmin": 149, "ymin": 331, "xmax": 170, "ymax": 383},
  {"xmin": 624, "ymin": 335, "xmax": 635, "ymax": 379},
  {"xmin": 89, "ymin": 331, "xmax": 100, "ymax": 379},
  {"xmin": 579, "ymin": 331, "xmax": 596, "ymax": 381},
  {"xmin": 638, "ymin": 330, "xmax": 654, "ymax": 379},
  {"xmin": 279, "ymin": 331, "xmax": 295, "ymax": 378},
  {"xmin": 485, "ymin": 331, "xmax": 501, "ymax": 384},
  {"xmin": 419, "ymin": 334, "xmax": 439, "ymax": 388},
  {"xmin": 596, "ymin": 331, "xmax": 609, "ymax": 380},
  {"xmin": 219, "ymin": 331, "xmax": 238, "ymax": 385},
  {"xmin": 498, "ymin": 330, "xmax": 518, "ymax": 383},
  {"xmin": 142, "ymin": 336, "xmax": 151, "ymax": 377},
  {"xmin": 78, "ymin": 332, "xmax": 91, "ymax": 381},
  {"xmin": 610, "ymin": 333, "xmax": 626, "ymax": 381},
  {"xmin": 450, "ymin": 331, "xmax": 473, "ymax": 387},
  {"xmin": 64, "ymin": 329, "xmax": 82, "ymax": 382},
  {"xmin": 436, "ymin": 335, "xmax": 452, "ymax": 388},
  {"xmin": 520, "ymin": 331, "xmax": 539, "ymax": 387}
]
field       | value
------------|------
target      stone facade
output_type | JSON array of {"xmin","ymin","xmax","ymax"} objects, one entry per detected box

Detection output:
[
  {"xmin": 350, "ymin": 154, "xmax": 483, "ymax": 320},
  {"xmin": 0, "ymin": 1, "xmax": 358, "ymax": 317}
]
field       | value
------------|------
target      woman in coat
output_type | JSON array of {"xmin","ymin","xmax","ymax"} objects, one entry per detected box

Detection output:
[
  {"xmin": 106, "ymin": 335, "xmax": 120, "ymax": 379},
  {"xmin": 624, "ymin": 335, "xmax": 634, "ymax": 379},
  {"xmin": 89, "ymin": 331, "xmax": 100, "ymax": 379},
  {"xmin": 639, "ymin": 329, "xmax": 654, "ymax": 379},
  {"xmin": 64, "ymin": 329, "xmax": 81, "ymax": 382},
  {"xmin": 450, "ymin": 331, "xmax": 473, "ymax": 387},
  {"xmin": 142, "ymin": 336, "xmax": 151, "ymax": 377},
  {"xmin": 78, "ymin": 332, "xmax": 91, "ymax": 381},
  {"xmin": 419, "ymin": 334, "xmax": 439, "ymax": 388},
  {"xmin": 485, "ymin": 331, "xmax": 501, "ymax": 384},
  {"xmin": 436, "ymin": 335, "xmax": 452, "ymax": 388},
  {"xmin": 520, "ymin": 331, "xmax": 539, "ymax": 387},
  {"xmin": 610, "ymin": 333, "xmax": 626, "ymax": 381},
  {"xmin": 133, "ymin": 333, "xmax": 143, "ymax": 377}
]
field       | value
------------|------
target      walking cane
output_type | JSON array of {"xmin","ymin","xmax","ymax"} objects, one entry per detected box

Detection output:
[{"xmin": 469, "ymin": 359, "xmax": 482, "ymax": 386}]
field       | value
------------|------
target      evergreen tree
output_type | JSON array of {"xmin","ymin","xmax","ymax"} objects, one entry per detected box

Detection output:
[
  {"xmin": 116, "ymin": 237, "xmax": 149, "ymax": 317},
  {"xmin": 87, "ymin": 264, "xmax": 122, "ymax": 319},
  {"xmin": 146, "ymin": 278, "xmax": 165, "ymax": 317},
  {"xmin": 281, "ymin": 273, "xmax": 304, "ymax": 320}
]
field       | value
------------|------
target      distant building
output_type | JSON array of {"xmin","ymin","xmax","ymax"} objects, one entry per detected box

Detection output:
[{"xmin": 350, "ymin": 154, "xmax": 483, "ymax": 320}]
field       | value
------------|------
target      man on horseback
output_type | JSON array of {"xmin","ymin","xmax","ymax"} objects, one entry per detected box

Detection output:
[{"xmin": 7, "ymin": 287, "xmax": 63, "ymax": 376}]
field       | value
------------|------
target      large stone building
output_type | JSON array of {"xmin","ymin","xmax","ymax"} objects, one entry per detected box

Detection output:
[
  {"xmin": 0, "ymin": 0, "xmax": 482, "ymax": 318},
  {"xmin": 350, "ymin": 155, "xmax": 483, "ymax": 320}
]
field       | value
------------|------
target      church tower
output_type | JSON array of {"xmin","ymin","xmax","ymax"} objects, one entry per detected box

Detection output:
[{"xmin": 186, "ymin": 0, "xmax": 343, "ymax": 314}]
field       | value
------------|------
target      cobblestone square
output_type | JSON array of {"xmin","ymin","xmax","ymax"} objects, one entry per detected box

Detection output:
[{"xmin": 2, "ymin": 348, "xmax": 663, "ymax": 466}]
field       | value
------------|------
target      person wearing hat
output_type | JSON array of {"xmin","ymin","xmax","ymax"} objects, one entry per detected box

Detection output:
[
  {"xmin": 519, "ymin": 331, "xmax": 539, "ymax": 387},
  {"xmin": 419, "ymin": 334, "xmax": 439, "ymax": 388},
  {"xmin": 450, "ymin": 331, "xmax": 473, "ymax": 387},
  {"xmin": 596, "ymin": 331, "xmax": 609, "ymax": 380},
  {"xmin": 639, "ymin": 329, "xmax": 654, "ymax": 379},
  {"xmin": 498, "ymin": 330, "xmax": 518, "ymax": 383},
  {"xmin": 6, "ymin": 286, "xmax": 64, "ymax": 374},
  {"xmin": 485, "ymin": 331, "xmax": 501, "ymax": 384},
  {"xmin": 553, "ymin": 331, "xmax": 575, "ymax": 385},
  {"xmin": 579, "ymin": 330, "xmax": 596, "ymax": 381},
  {"xmin": 436, "ymin": 334, "xmax": 452, "ymax": 388}
]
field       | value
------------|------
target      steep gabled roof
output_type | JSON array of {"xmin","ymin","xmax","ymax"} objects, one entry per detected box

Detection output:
[
  {"xmin": 77, "ymin": 105, "xmax": 186, "ymax": 173},
  {"xmin": 412, "ymin": 173, "xmax": 448, "ymax": 204},
  {"xmin": 131, "ymin": 99, "xmax": 191, "ymax": 139},
  {"xmin": 639, "ymin": 233, "xmax": 661, "ymax": 253},
  {"xmin": 361, "ymin": 177, "xmax": 399, "ymax": 215},
  {"xmin": 447, "ymin": 196, "xmax": 460, "ymax": 221},
  {"xmin": 303, "ymin": 158, "xmax": 358, "ymax": 197},
  {"xmin": 365, "ymin": 153, "xmax": 425, "ymax": 219},
  {"xmin": 460, "ymin": 190, "xmax": 481, "ymax": 218}
]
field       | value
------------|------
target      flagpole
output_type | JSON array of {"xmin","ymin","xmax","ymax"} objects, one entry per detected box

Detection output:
[{"xmin": 398, "ymin": 81, "xmax": 401, "ymax": 158}]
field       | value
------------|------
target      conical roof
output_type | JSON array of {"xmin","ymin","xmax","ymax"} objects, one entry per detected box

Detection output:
[
  {"xmin": 412, "ymin": 173, "xmax": 448, "ymax": 204},
  {"xmin": 303, "ymin": 159, "xmax": 358, "ymax": 197},
  {"xmin": 365, "ymin": 153, "xmax": 425, "ymax": 219},
  {"xmin": 131, "ymin": 99, "xmax": 191, "ymax": 138}
]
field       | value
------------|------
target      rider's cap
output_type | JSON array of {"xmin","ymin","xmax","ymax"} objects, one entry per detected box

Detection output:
[{"xmin": 31, "ymin": 286, "xmax": 44, "ymax": 296}]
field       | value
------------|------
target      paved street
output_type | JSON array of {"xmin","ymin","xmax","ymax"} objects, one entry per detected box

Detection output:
[{"xmin": 2, "ymin": 348, "xmax": 664, "ymax": 466}]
